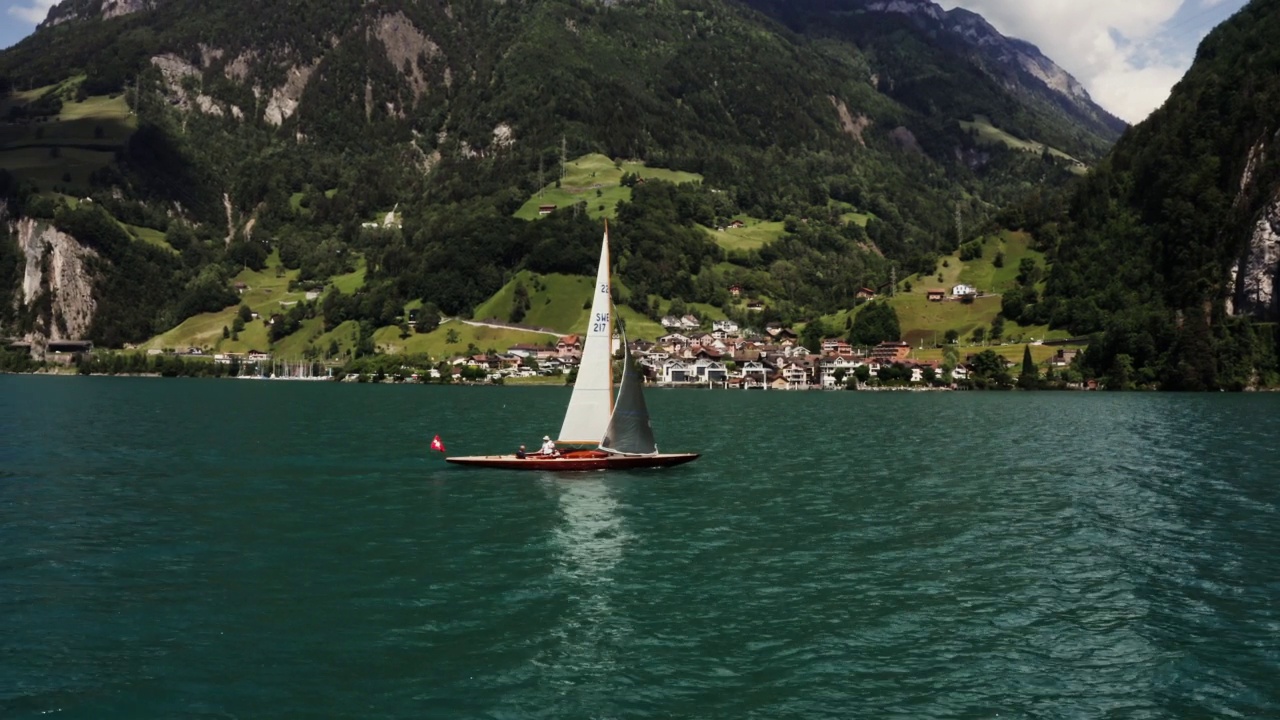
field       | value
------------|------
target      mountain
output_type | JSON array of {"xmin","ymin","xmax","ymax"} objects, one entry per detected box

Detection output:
[
  {"xmin": 1027, "ymin": 0, "xmax": 1280, "ymax": 389},
  {"xmin": 0, "ymin": 0, "xmax": 1118, "ymax": 357},
  {"xmin": 739, "ymin": 0, "xmax": 1125, "ymax": 157}
]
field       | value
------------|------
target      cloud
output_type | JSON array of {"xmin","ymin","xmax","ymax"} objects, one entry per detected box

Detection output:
[
  {"xmin": 7, "ymin": 0, "xmax": 58, "ymax": 24},
  {"xmin": 936, "ymin": 0, "xmax": 1214, "ymax": 123}
]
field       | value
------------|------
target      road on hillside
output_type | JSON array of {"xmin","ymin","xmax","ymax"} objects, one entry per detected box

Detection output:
[{"xmin": 442, "ymin": 317, "xmax": 565, "ymax": 338}]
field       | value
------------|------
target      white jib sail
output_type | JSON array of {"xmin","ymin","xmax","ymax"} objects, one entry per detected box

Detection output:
[{"xmin": 557, "ymin": 228, "xmax": 614, "ymax": 444}]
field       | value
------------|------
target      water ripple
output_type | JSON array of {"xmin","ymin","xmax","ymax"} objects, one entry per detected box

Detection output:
[{"xmin": 2, "ymin": 380, "xmax": 1279, "ymax": 718}]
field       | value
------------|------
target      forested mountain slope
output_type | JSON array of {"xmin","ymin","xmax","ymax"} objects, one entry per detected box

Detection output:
[
  {"xmin": 1030, "ymin": 0, "xmax": 1280, "ymax": 389},
  {"xmin": 2, "ymin": 0, "xmax": 1113, "ymax": 354}
]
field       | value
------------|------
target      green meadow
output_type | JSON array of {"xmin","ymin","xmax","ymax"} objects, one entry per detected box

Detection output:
[
  {"xmin": 514, "ymin": 153, "xmax": 702, "ymax": 220},
  {"xmin": 701, "ymin": 218, "xmax": 786, "ymax": 252},
  {"xmin": 960, "ymin": 114, "xmax": 1086, "ymax": 173},
  {"xmin": 1, "ymin": 79, "xmax": 135, "ymax": 194}
]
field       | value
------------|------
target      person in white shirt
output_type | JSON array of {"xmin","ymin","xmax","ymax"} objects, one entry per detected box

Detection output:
[{"xmin": 539, "ymin": 435, "xmax": 558, "ymax": 456}]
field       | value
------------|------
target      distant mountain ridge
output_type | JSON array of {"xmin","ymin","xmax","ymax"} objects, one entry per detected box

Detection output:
[{"xmin": 743, "ymin": 0, "xmax": 1125, "ymax": 151}]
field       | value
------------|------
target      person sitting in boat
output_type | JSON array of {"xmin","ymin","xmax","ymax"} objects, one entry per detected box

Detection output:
[
  {"xmin": 516, "ymin": 445, "xmax": 527, "ymax": 459},
  {"xmin": 539, "ymin": 436, "xmax": 558, "ymax": 457}
]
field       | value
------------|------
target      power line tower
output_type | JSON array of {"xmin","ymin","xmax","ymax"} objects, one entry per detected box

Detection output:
[
  {"xmin": 955, "ymin": 201, "xmax": 963, "ymax": 246},
  {"xmin": 890, "ymin": 263, "xmax": 897, "ymax": 297},
  {"xmin": 560, "ymin": 135, "xmax": 567, "ymax": 183}
]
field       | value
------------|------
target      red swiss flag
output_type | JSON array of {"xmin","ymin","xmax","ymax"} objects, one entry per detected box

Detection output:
[{"xmin": 430, "ymin": 435, "xmax": 446, "ymax": 453}]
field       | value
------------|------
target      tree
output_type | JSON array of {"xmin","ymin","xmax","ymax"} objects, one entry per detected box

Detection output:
[
  {"xmin": 446, "ymin": 328, "xmax": 460, "ymax": 344},
  {"xmin": 970, "ymin": 349, "xmax": 1005, "ymax": 377},
  {"xmin": 944, "ymin": 329, "xmax": 959, "ymax": 345},
  {"xmin": 971, "ymin": 326, "xmax": 986, "ymax": 345},
  {"xmin": 990, "ymin": 315, "xmax": 1005, "ymax": 341},
  {"xmin": 801, "ymin": 318, "xmax": 827, "ymax": 353},
  {"xmin": 849, "ymin": 302, "xmax": 901, "ymax": 346},
  {"xmin": 1018, "ymin": 344, "xmax": 1039, "ymax": 389}
]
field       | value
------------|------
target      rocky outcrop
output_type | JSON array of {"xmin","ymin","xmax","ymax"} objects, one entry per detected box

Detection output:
[
  {"xmin": 374, "ymin": 11, "xmax": 442, "ymax": 101},
  {"xmin": 829, "ymin": 96, "xmax": 870, "ymax": 146},
  {"xmin": 14, "ymin": 218, "xmax": 98, "ymax": 344},
  {"xmin": 264, "ymin": 62, "xmax": 318, "ymax": 127},
  {"xmin": 1230, "ymin": 194, "xmax": 1280, "ymax": 319},
  {"xmin": 101, "ymin": 0, "xmax": 153, "ymax": 20},
  {"xmin": 150, "ymin": 54, "xmax": 241, "ymax": 119}
]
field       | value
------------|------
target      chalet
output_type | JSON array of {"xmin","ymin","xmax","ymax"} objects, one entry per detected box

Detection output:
[
  {"xmin": 556, "ymin": 335, "xmax": 582, "ymax": 356},
  {"xmin": 746, "ymin": 301, "xmax": 765, "ymax": 312},
  {"xmin": 233, "ymin": 281, "xmax": 248, "ymax": 293},
  {"xmin": 658, "ymin": 332, "xmax": 691, "ymax": 348},
  {"xmin": 660, "ymin": 315, "xmax": 683, "ymax": 329},
  {"xmin": 869, "ymin": 341, "xmax": 911, "ymax": 363},
  {"xmin": 926, "ymin": 289, "xmax": 946, "ymax": 302},
  {"xmin": 728, "ymin": 284, "xmax": 743, "ymax": 298},
  {"xmin": 537, "ymin": 204, "xmax": 556, "ymax": 216},
  {"xmin": 821, "ymin": 338, "xmax": 853, "ymax": 355},
  {"xmin": 952, "ymin": 284, "xmax": 977, "ymax": 297},
  {"xmin": 246, "ymin": 349, "xmax": 271, "ymax": 361},
  {"xmin": 712, "ymin": 319, "xmax": 740, "ymax": 334},
  {"xmin": 679, "ymin": 314, "xmax": 701, "ymax": 331},
  {"xmin": 765, "ymin": 325, "xmax": 798, "ymax": 340},
  {"xmin": 727, "ymin": 219, "xmax": 746, "ymax": 229},
  {"xmin": 1050, "ymin": 348, "xmax": 1080, "ymax": 367},
  {"xmin": 778, "ymin": 361, "xmax": 811, "ymax": 389},
  {"xmin": 855, "ymin": 287, "xmax": 877, "ymax": 300}
]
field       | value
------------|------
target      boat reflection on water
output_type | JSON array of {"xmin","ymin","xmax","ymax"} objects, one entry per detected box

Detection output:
[{"xmin": 541, "ymin": 479, "xmax": 633, "ymax": 681}]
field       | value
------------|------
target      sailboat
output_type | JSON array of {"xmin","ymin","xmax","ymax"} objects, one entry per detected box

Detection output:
[{"xmin": 446, "ymin": 224, "xmax": 700, "ymax": 471}]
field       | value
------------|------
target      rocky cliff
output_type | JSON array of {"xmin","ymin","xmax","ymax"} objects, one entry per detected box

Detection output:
[{"xmin": 12, "ymin": 217, "xmax": 98, "ymax": 346}]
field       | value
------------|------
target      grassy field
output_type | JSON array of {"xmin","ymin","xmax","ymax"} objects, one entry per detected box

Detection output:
[
  {"xmin": 374, "ymin": 320, "xmax": 553, "ymax": 358},
  {"xmin": 0, "ymin": 146, "xmax": 117, "ymax": 191},
  {"xmin": 514, "ymin": 153, "xmax": 702, "ymax": 220},
  {"xmin": 473, "ymin": 271, "xmax": 596, "ymax": 332},
  {"xmin": 816, "ymin": 228, "xmax": 1070, "ymax": 351},
  {"xmin": 141, "ymin": 251, "xmax": 312, "ymax": 352},
  {"xmin": 330, "ymin": 259, "xmax": 367, "ymax": 294},
  {"xmin": 701, "ymin": 218, "xmax": 786, "ymax": 252},
  {"xmin": 909, "ymin": 343, "xmax": 1068, "ymax": 367},
  {"xmin": 1, "ymin": 80, "xmax": 135, "ymax": 193},
  {"xmin": 960, "ymin": 115, "xmax": 1086, "ymax": 173},
  {"xmin": 468, "ymin": 270, "xmax": 676, "ymax": 340}
]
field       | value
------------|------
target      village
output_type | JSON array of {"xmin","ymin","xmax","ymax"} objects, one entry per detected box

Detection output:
[{"xmin": 436, "ymin": 309, "xmax": 1084, "ymax": 389}]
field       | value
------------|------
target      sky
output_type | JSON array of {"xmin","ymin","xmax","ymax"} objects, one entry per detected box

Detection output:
[
  {"xmin": 937, "ymin": 0, "xmax": 1250, "ymax": 123},
  {"xmin": 0, "ymin": 0, "xmax": 1253, "ymax": 123}
]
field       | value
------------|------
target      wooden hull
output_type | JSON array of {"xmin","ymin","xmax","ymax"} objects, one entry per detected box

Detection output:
[{"xmin": 446, "ymin": 451, "xmax": 699, "ymax": 471}]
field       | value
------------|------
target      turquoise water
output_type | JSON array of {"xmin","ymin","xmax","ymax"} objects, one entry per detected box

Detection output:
[{"xmin": 2, "ymin": 376, "xmax": 1279, "ymax": 718}]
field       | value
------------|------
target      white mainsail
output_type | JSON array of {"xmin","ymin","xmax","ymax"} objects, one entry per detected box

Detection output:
[{"xmin": 557, "ymin": 228, "xmax": 614, "ymax": 444}]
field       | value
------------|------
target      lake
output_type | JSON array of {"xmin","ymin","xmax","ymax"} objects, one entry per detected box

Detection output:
[{"xmin": 2, "ymin": 376, "xmax": 1278, "ymax": 718}]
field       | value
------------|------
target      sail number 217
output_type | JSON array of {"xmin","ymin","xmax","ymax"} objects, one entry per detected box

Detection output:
[{"xmin": 593, "ymin": 312, "xmax": 609, "ymax": 333}]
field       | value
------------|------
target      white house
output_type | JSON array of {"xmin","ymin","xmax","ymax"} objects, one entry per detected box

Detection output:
[
  {"xmin": 820, "ymin": 356, "xmax": 859, "ymax": 387},
  {"xmin": 661, "ymin": 359, "xmax": 694, "ymax": 384},
  {"xmin": 739, "ymin": 360, "xmax": 769, "ymax": 388},
  {"xmin": 712, "ymin": 319, "xmax": 740, "ymax": 334},
  {"xmin": 952, "ymin": 284, "xmax": 977, "ymax": 296},
  {"xmin": 691, "ymin": 358, "xmax": 729, "ymax": 383}
]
